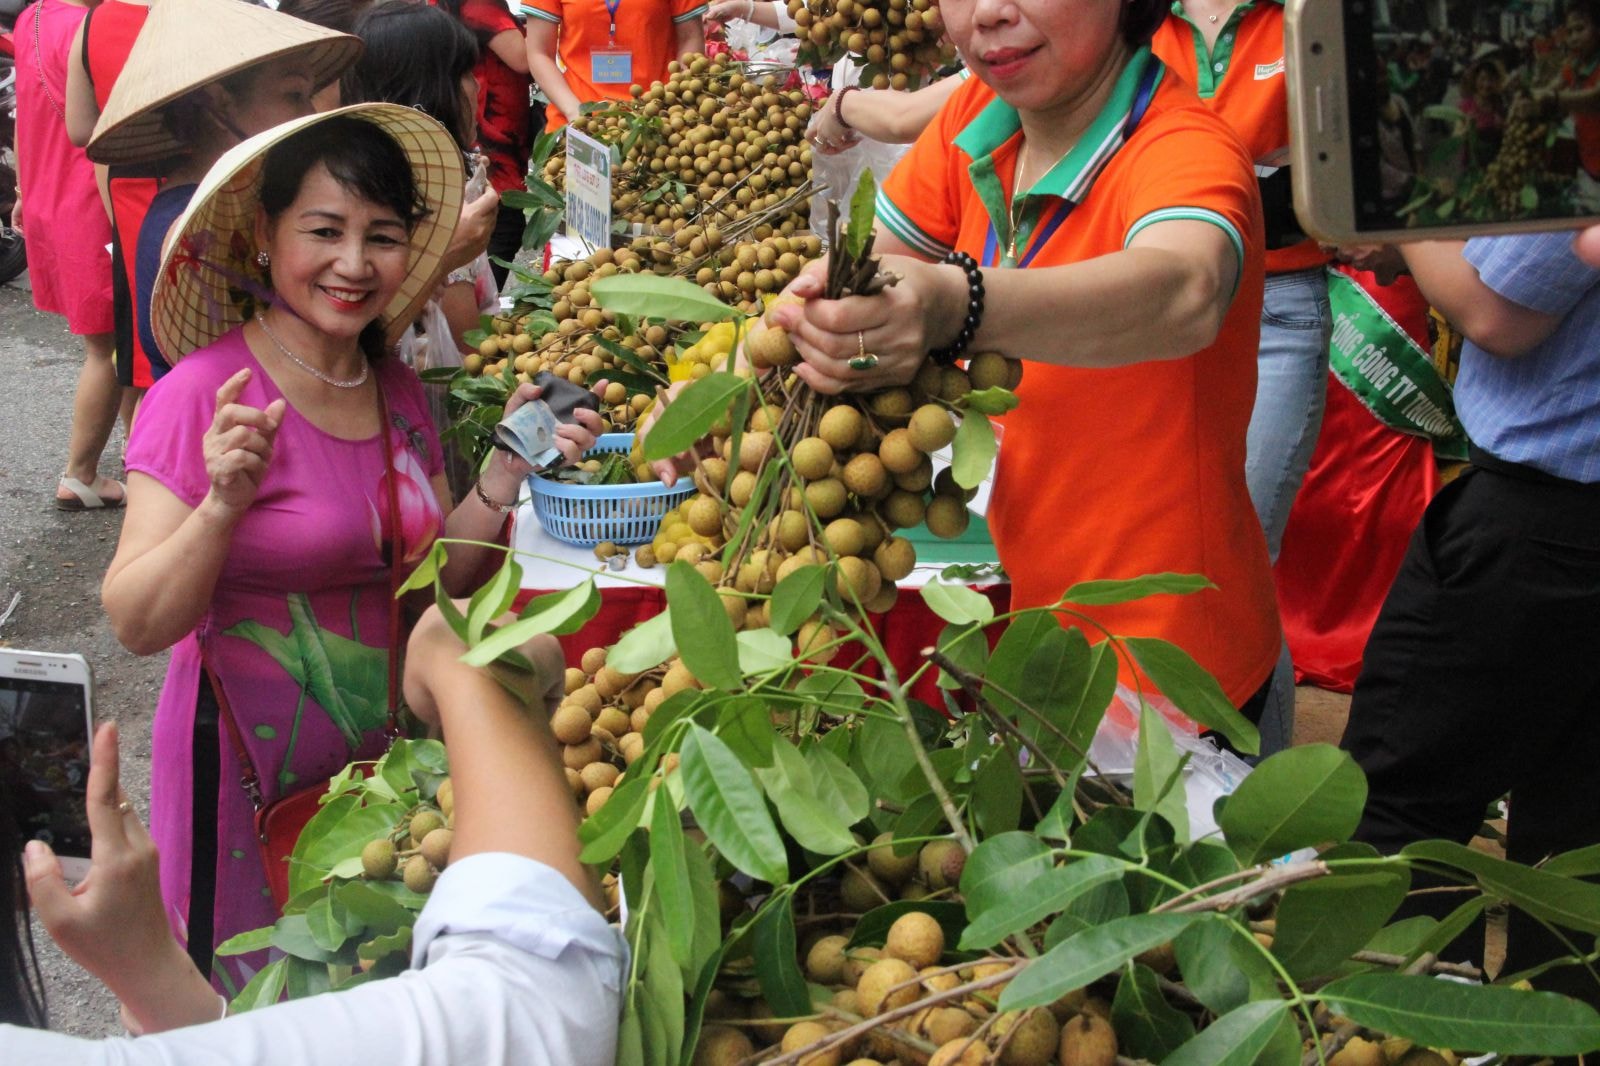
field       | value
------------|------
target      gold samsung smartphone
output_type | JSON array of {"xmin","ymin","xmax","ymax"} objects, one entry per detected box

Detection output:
[
  {"xmin": 0, "ymin": 649, "xmax": 95, "ymax": 881},
  {"xmin": 1287, "ymin": 0, "xmax": 1600, "ymax": 244}
]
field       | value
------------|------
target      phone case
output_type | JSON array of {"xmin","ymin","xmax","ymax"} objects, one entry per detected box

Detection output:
[{"xmin": 531, "ymin": 371, "xmax": 602, "ymax": 423}]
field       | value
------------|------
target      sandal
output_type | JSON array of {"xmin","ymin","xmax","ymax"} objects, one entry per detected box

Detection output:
[{"xmin": 56, "ymin": 475, "xmax": 126, "ymax": 511}]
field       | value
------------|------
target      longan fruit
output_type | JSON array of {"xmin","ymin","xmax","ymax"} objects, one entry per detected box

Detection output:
[
  {"xmin": 868, "ymin": 388, "xmax": 915, "ymax": 424},
  {"xmin": 824, "ymin": 518, "xmax": 867, "ymax": 558},
  {"xmin": 841, "ymin": 865, "xmax": 890, "ymax": 912},
  {"xmin": 907, "ymin": 404, "xmax": 957, "ymax": 453},
  {"xmin": 841, "ymin": 452, "xmax": 889, "ymax": 498},
  {"xmin": 805, "ymin": 478, "xmax": 849, "ymax": 520},
  {"xmin": 835, "ymin": 556, "xmax": 882, "ymax": 604},
  {"xmin": 563, "ymin": 667, "xmax": 587, "ymax": 694},
  {"xmin": 840, "ymin": 946, "xmax": 884, "ymax": 987},
  {"xmin": 688, "ymin": 494, "xmax": 725, "ymax": 537},
  {"xmin": 967, "ymin": 350, "xmax": 1012, "ymax": 391},
  {"xmin": 595, "ymin": 706, "xmax": 632, "ymax": 738},
  {"xmin": 693, "ymin": 1024, "xmax": 756, "ymax": 1066},
  {"xmin": 925, "ymin": 496, "xmax": 971, "ymax": 539},
  {"xmin": 551, "ymin": 704, "xmax": 594, "ymax": 745},
  {"xmin": 1328, "ymin": 1037, "xmax": 1385, "ymax": 1066},
  {"xmin": 739, "ymin": 431, "xmax": 776, "ymax": 472},
  {"xmin": 618, "ymin": 732, "xmax": 646, "ymax": 765},
  {"xmin": 564, "ymin": 766, "xmax": 584, "ymax": 797},
  {"xmin": 919, "ymin": 840, "xmax": 966, "ymax": 890},
  {"xmin": 881, "ymin": 490, "xmax": 927, "ymax": 529},
  {"xmin": 995, "ymin": 1008, "xmax": 1060, "ymax": 1066},
  {"xmin": 805, "ymin": 934, "xmax": 851, "ymax": 984},
  {"xmin": 873, "ymin": 537, "xmax": 917, "ymax": 583},
  {"xmin": 1057, "ymin": 1014, "xmax": 1117, "ymax": 1066},
  {"xmin": 818, "ymin": 404, "xmax": 865, "ymax": 450},
  {"xmin": 877, "ymin": 429, "xmax": 923, "ymax": 475},
  {"xmin": 781, "ymin": 1021, "xmax": 841, "ymax": 1066},
  {"xmin": 792, "ymin": 436, "xmax": 836, "ymax": 480},
  {"xmin": 884, "ymin": 911, "xmax": 945, "ymax": 969},
  {"xmin": 563, "ymin": 736, "xmax": 604, "ymax": 770},
  {"xmin": 403, "ymin": 854, "xmax": 438, "ymax": 893},
  {"xmin": 857, "ymin": 957, "xmax": 920, "ymax": 1016},
  {"xmin": 867, "ymin": 832, "xmax": 920, "ymax": 886},
  {"xmin": 584, "ymin": 786, "xmax": 613, "ymax": 816}
]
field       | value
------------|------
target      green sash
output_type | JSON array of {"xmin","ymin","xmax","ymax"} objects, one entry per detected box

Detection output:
[{"xmin": 1325, "ymin": 267, "xmax": 1470, "ymax": 461}]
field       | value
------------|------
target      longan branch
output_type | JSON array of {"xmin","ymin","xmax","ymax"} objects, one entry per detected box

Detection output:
[
  {"xmin": 752, "ymin": 960, "xmax": 1027, "ymax": 1066},
  {"xmin": 1154, "ymin": 860, "xmax": 1331, "ymax": 915},
  {"xmin": 926, "ymin": 646, "xmax": 1070, "ymax": 793}
]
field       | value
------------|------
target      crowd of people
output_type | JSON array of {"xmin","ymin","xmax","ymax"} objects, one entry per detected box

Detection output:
[{"xmin": 3, "ymin": 0, "xmax": 1599, "ymax": 1056}]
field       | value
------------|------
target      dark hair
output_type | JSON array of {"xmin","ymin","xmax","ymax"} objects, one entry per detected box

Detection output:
[
  {"xmin": 1569, "ymin": 0, "xmax": 1600, "ymax": 26},
  {"xmin": 435, "ymin": 0, "xmax": 497, "ymax": 54},
  {"xmin": 0, "ymin": 763, "xmax": 48, "ymax": 1029},
  {"xmin": 259, "ymin": 116, "xmax": 430, "ymax": 362},
  {"xmin": 342, "ymin": 4, "xmax": 480, "ymax": 152},
  {"xmin": 275, "ymin": 0, "xmax": 362, "ymax": 36},
  {"xmin": 1123, "ymin": 0, "xmax": 1169, "ymax": 48}
]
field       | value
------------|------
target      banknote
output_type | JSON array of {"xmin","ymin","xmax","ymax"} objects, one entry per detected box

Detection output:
[{"xmin": 494, "ymin": 400, "xmax": 564, "ymax": 469}]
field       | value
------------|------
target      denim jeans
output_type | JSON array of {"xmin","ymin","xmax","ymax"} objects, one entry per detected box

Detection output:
[{"xmin": 1246, "ymin": 267, "xmax": 1333, "ymax": 756}]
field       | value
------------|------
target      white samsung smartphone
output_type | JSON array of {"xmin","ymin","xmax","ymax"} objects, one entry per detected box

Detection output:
[
  {"xmin": 1287, "ymin": 0, "xmax": 1600, "ymax": 244},
  {"xmin": 0, "ymin": 650, "xmax": 95, "ymax": 881}
]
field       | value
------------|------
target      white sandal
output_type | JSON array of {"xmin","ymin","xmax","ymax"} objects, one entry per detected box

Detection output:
[{"xmin": 56, "ymin": 475, "xmax": 126, "ymax": 511}]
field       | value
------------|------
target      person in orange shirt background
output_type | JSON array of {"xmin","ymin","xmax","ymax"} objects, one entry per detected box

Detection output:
[
  {"xmin": 647, "ymin": 0, "xmax": 1285, "ymax": 746},
  {"xmin": 1152, "ymin": 0, "xmax": 1332, "ymax": 752},
  {"xmin": 522, "ymin": 0, "xmax": 707, "ymax": 130}
]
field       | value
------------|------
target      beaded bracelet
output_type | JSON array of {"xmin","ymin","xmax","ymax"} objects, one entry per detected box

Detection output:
[
  {"xmin": 833, "ymin": 85, "xmax": 858, "ymax": 131},
  {"xmin": 928, "ymin": 251, "xmax": 985, "ymax": 367}
]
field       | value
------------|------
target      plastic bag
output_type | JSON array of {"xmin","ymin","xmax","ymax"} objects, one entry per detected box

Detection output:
[
  {"xmin": 811, "ymin": 138, "xmax": 911, "ymax": 246},
  {"xmin": 1086, "ymin": 685, "xmax": 1254, "ymax": 843}
]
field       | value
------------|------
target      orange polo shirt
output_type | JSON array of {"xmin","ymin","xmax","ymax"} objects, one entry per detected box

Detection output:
[
  {"xmin": 522, "ymin": 0, "xmax": 706, "ymax": 130},
  {"xmin": 1152, "ymin": 0, "xmax": 1328, "ymax": 274},
  {"xmin": 878, "ymin": 51, "xmax": 1279, "ymax": 708}
]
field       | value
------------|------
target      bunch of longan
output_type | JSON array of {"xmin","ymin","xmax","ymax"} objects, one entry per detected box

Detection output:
[{"xmin": 787, "ymin": 0, "xmax": 955, "ymax": 90}]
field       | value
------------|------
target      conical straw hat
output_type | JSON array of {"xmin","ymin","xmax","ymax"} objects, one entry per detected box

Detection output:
[
  {"xmin": 150, "ymin": 103, "xmax": 464, "ymax": 362},
  {"xmin": 87, "ymin": 0, "xmax": 362, "ymax": 165}
]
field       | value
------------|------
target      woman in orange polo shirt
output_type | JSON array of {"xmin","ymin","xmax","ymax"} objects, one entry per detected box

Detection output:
[
  {"xmin": 522, "ymin": 0, "xmax": 707, "ymax": 129},
  {"xmin": 762, "ymin": 0, "xmax": 1283, "ymax": 740},
  {"xmin": 1151, "ymin": 0, "xmax": 1332, "ymax": 751}
]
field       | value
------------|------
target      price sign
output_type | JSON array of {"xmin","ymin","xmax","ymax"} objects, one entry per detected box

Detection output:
[{"xmin": 564, "ymin": 126, "xmax": 613, "ymax": 254}]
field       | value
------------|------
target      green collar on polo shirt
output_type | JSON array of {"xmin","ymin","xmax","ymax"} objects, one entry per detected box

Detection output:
[
  {"xmin": 954, "ymin": 48, "xmax": 1165, "ymax": 267},
  {"xmin": 1170, "ymin": 0, "xmax": 1282, "ymax": 99}
]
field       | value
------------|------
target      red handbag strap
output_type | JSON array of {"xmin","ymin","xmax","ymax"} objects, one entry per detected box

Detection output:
[{"xmin": 206, "ymin": 375, "xmax": 407, "ymax": 808}]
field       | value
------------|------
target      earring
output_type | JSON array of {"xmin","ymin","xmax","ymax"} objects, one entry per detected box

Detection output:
[{"xmin": 256, "ymin": 250, "xmax": 270, "ymax": 269}]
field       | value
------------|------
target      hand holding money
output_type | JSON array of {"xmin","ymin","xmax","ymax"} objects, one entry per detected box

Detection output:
[{"xmin": 481, "ymin": 382, "xmax": 608, "ymax": 503}]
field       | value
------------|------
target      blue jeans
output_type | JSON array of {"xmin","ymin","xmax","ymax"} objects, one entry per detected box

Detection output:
[{"xmin": 1246, "ymin": 267, "xmax": 1333, "ymax": 756}]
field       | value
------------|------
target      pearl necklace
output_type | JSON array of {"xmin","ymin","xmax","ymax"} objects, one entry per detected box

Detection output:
[{"xmin": 255, "ymin": 313, "xmax": 370, "ymax": 389}]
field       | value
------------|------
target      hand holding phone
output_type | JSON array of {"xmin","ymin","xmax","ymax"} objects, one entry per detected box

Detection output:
[
  {"xmin": 1287, "ymin": 0, "xmax": 1600, "ymax": 243},
  {"xmin": 0, "ymin": 649, "xmax": 94, "ymax": 881}
]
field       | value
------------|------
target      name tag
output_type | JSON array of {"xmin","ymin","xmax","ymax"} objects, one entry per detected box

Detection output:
[
  {"xmin": 1255, "ymin": 57, "xmax": 1286, "ymax": 80},
  {"xmin": 592, "ymin": 48, "xmax": 633, "ymax": 84}
]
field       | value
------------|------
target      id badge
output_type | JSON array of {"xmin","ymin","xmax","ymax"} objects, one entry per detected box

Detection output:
[{"xmin": 592, "ymin": 47, "xmax": 633, "ymax": 84}]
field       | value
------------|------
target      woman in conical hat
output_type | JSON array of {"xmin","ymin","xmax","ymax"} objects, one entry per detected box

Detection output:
[
  {"xmin": 100, "ymin": 103, "xmax": 602, "ymax": 987},
  {"xmin": 86, "ymin": 0, "xmax": 361, "ymax": 388}
]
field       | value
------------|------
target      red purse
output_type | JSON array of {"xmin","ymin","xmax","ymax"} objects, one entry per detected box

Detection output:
[{"xmin": 205, "ymin": 383, "xmax": 407, "ymax": 909}]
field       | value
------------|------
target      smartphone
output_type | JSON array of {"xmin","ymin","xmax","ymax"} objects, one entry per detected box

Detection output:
[
  {"xmin": 0, "ymin": 650, "xmax": 95, "ymax": 881},
  {"xmin": 1287, "ymin": 0, "xmax": 1600, "ymax": 243}
]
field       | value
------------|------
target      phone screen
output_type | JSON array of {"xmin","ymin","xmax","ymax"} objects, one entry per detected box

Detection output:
[
  {"xmin": 1345, "ymin": 1, "xmax": 1600, "ymax": 231},
  {"xmin": 0, "ymin": 677, "xmax": 91, "ymax": 858}
]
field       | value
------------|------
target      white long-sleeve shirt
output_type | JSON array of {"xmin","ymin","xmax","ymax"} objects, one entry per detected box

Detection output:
[{"xmin": 0, "ymin": 853, "xmax": 627, "ymax": 1065}]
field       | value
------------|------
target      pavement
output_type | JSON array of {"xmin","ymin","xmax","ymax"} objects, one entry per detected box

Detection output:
[{"xmin": 2, "ymin": 272, "xmax": 164, "ymax": 1036}]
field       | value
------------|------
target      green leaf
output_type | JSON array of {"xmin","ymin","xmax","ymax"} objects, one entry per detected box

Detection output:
[
  {"xmin": 591, "ymin": 273, "xmax": 741, "ymax": 324},
  {"xmin": 608, "ymin": 610, "xmax": 677, "ymax": 675},
  {"xmin": 666, "ymin": 562, "xmax": 743, "ymax": 690},
  {"xmin": 1173, "ymin": 917, "xmax": 1271, "ymax": 1015},
  {"xmin": 805, "ymin": 745, "xmax": 870, "ymax": 826},
  {"xmin": 269, "ymin": 913, "xmax": 344, "ymax": 963},
  {"xmin": 769, "ymin": 565, "xmax": 827, "ymax": 636},
  {"xmin": 752, "ymin": 893, "xmax": 812, "ymax": 1017},
  {"xmin": 216, "ymin": 925, "xmax": 277, "ymax": 957},
  {"xmin": 1132, "ymin": 700, "xmax": 1190, "ymax": 842},
  {"xmin": 650, "ymin": 789, "xmax": 695, "ymax": 971},
  {"xmin": 398, "ymin": 541, "xmax": 448, "ymax": 595},
  {"xmin": 335, "ymin": 882, "xmax": 416, "ymax": 935},
  {"xmin": 1125, "ymin": 637, "xmax": 1258, "ymax": 755},
  {"xmin": 683, "ymin": 837, "xmax": 725, "ymax": 984},
  {"xmin": 1062, "ymin": 573, "xmax": 1215, "ymax": 606},
  {"xmin": 289, "ymin": 796, "xmax": 406, "ymax": 899},
  {"xmin": 972, "ymin": 743, "xmax": 1024, "ymax": 836},
  {"xmin": 960, "ymin": 854, "xmax": 1125, "ymax": 951},
  {"xmin": 465, "ymin": 553, "xmax": 523, "ymax": 644},
  {"xmin": 960, "ymin": 832, "xmax": 1052, "ymax": 919},
  {"xmin": 935, "ymin": 622, "xmax": 988, "ymax": 691},
  {"xmin": 1218, "ymin": 744, "xmax": 1366, "ymax": 864},
  {"xmin": 1521, "ymin": 184, "xmax": 1540, "ymax": 211},
  {"xmin": 960, "ymin": 387, "xmax": 1020, "ymax": 416},
  {"xmin": 1318, "ymin": 973, "xmax": 1600, "ymax": 1054},
  {"xmin": 641, "ymin": 911, "xmax": 686, "ymax": 1066},
  {"xmin": 461, "ymin": 580, "xmax": 599, "ymax": 667},
  {"xmin": 847, "ymin": 900, "xmax": 968, "ymax": 950},
  {"xmin": 1544, "ymin": 843, "xmax": 1600, "ymax": 878},
  {"xmin": 578, "ymin": 774, "xmax": 651, "ymax": 864},
  {"xmin": 735, "ymin": 628, "xmax": 792, "ymax": 675},
  {"xmin": 1044, "ymin": 876, "xmax": 1131, "ymax": 944},
  {"xmin": 950, "ymin": 413, "xmax": 997, "ymax": 490},
  {"xmin": 920, "ymin": 581, "xmax": 996, "ymax": 626},
  {"xmin": 1111, "ymin": 961, "xmax": 1195, "ymax": 1059},
  {"xmin": 230, "ymin": 956, "xmax": 288, "ymax": 1012},
  {"xmin": 846, "ymin": 169, "xmax": 878, "ymax": 261},
  {"xmin": 1272, "ymin": 869, "xmax": 1410, "ymax": 981},
  {"xmin": 1162, "ymin": 1001, "xmax": 1290, "ymax": 1066},
  {"xmin": 642, "ymin": 372, "xmax": 753, "ymax": 462},
  {"xmin": 304, "ymin": 894, "xmax": 363, "ymax": 952},
  {"xmin": 999, "ymin": 913, "xmax": 1196, "ymax": 1011},
  {"xmin": 857, "ymin": 711, "xmax": 919, "ymax": 805},
  {"xmin": 355, "ymin": 925, "xmax": 412, "ymax": 964},
  {"xmin": 717, "ymin": 697, "xmax": 777, "ymax": 767},
  {"xmin": 680, "ymin": 724, "xmax": 788, "ymax": 885},
  {"xmin": 757, "ymin": 741, "xmax": 857, "ymax": 855},
  {"xmin": 1402, "ymin": 839, "xmax": 1600, "ymax": 935}
]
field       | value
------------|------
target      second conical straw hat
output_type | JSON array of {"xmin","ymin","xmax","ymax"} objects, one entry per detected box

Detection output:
[{"xmin": 87, "ymin": 0, "xmax": 362, "ymax": 166}]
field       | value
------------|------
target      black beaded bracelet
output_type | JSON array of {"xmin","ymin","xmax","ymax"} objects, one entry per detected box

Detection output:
[{"xmin": 928, "ymin": 251, "xmax": 985, "ymax": 367}]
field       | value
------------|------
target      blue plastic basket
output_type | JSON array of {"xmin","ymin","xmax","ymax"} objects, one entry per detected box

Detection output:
[{"xmin": 528, "ymin": 434, "xmax": 695, "ymax": 547}]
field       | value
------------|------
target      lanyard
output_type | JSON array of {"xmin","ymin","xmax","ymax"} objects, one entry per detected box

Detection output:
[
  {"xmin": 604, "ymin": 0, "xmax": 621, "ymax": 40},
  {"xmin": 982, "ymin": 59, "xmax": 1161, "ymax": 269}
]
